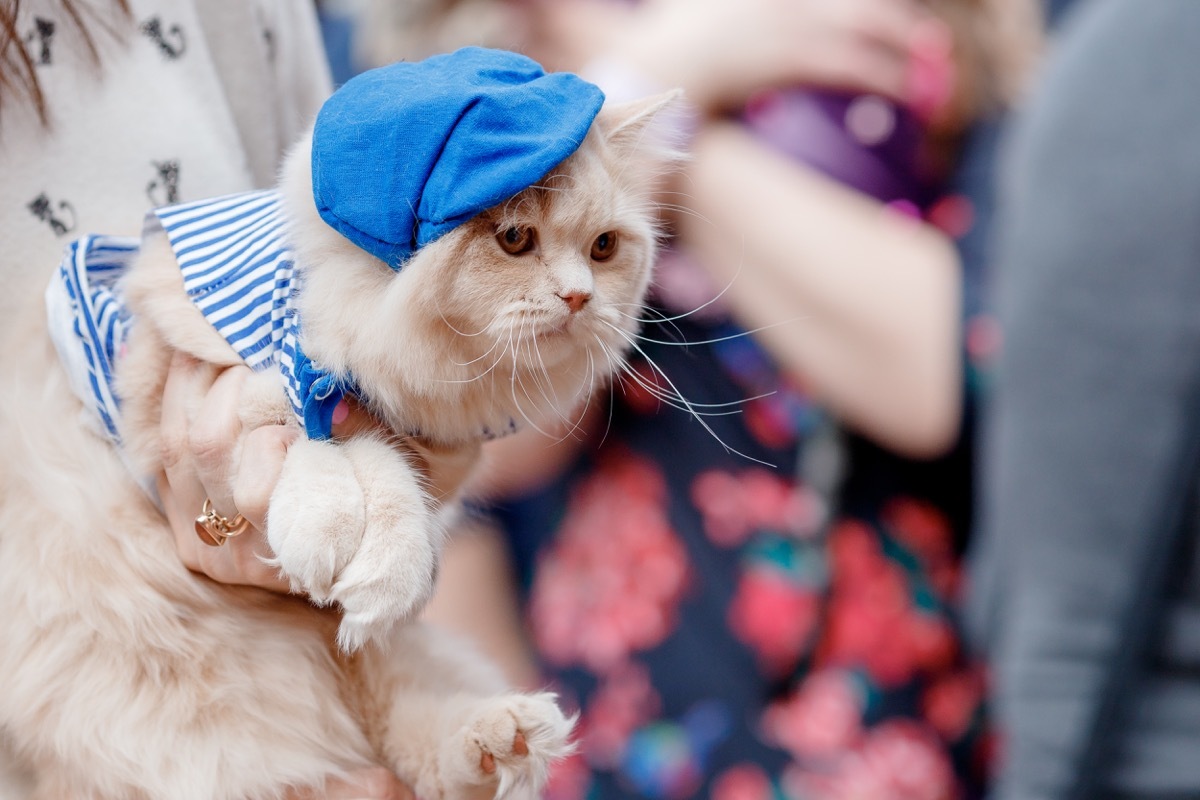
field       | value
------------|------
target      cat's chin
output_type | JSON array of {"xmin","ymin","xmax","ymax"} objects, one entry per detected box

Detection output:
[
  {"xmin": 519, "ymin": 326, "xmax": 588, "ymax": 367},
  {"xmin": 533, "ymin": 320, "xmax": 573, "ymax": 342}
]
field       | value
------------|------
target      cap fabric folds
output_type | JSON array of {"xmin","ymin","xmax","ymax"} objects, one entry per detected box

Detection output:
[{"xmin": 311, "ymin": 47, "xmax": 606, "ymax": 268}]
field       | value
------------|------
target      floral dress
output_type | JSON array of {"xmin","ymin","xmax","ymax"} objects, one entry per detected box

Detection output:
[{"xmin": 493, "ymin": 89, "xmax": 1001, "ymax": 800}]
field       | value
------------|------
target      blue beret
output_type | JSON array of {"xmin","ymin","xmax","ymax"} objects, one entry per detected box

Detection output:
[{"xmin": 311, "ymin": 47, "xmax": 606, "ymax": 269}]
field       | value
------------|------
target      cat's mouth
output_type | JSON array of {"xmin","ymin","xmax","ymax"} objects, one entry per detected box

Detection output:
[{"xmin": 534, "ymin": 316, "xmax": 576, "ymax": 340}]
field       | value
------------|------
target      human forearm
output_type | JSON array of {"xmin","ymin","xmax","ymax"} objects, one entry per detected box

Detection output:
[{"xmin": 677, "ymin": 122, "xmax": 962, "ymax": 456}]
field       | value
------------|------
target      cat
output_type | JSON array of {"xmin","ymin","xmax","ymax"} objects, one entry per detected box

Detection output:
[{"xmin": 0, "ymin": 53, "xmax": 677, "ymax": 799}]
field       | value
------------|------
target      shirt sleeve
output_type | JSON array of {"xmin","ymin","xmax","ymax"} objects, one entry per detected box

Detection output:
[{"xmin": 973, "ymin": 2, "xmax": 1200, "ymax": 797}]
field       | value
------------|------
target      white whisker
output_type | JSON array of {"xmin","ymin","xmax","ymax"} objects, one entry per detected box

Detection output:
[
  {"xmin": 508, "ymin": 318, "xmax": 556, "ymax": 439},
  {"xmin": 611, "ymin": 358, "xmax": 744, "ymax": 416},
  {"xmin": 607, "ymin": 326, "xmax": 775, "ymax": 466},
  {"xmin": 627, "ymin": 317, "xmax": 803, "ymax": 347},
  {"xmin": 593, "ymin": 341, "xmax": 622, "ymax": 451},
  {"xmin": 433, "ymin": 296, "xmax": 490, "ymax": 338},
  {"xmin": 526, "ymin": 321, "xmax": 565, "ymax": 425},
  {"xmin": 437, "ymin": 339, "xmax": 508, "ymax": 384},
  {"xmin": 610, "ymin": 306, "xmax": 688, "ymax": 346},
  {"xmin": 550, "ymin": 346, "xmax": 596, "ymax": 445}
]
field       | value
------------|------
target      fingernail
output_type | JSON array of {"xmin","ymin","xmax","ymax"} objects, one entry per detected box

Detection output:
[
  {"xmin": 906, "ymin": 23, "xmax": 956, "ymax": 122},
  {"xmin": 331, "ymin": 400, "xmax": 350, "ymax": 426}
]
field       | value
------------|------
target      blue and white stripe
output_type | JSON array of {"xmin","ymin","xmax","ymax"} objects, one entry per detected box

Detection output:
[
  {"xmin": 48, "ymin": 191, "xmax": 519, "ymax": 455},
  {"xmin": 45, "ymin": 234, "xmax": 141, "ymax": 442},
  {"xmin": 49, "ymin": 190, "xmax": 317, "ymax": 445},
  {"xmin": 153, "ymin": 190, "xmax": 295, "ymax": 371}
]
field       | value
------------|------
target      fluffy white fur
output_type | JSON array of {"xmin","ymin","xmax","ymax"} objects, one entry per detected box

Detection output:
[{"xmin": 0, "ymin": 94, "xmax": 675, "ymax": 799}]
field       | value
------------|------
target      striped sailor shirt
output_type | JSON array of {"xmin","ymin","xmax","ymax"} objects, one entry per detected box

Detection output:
[{"xmin": 46, "ymin": 190, "xmax": 354, "ymax": 446}]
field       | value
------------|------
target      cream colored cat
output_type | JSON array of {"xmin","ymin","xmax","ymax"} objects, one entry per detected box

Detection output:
[{"xmin": 0, "ymin": 90, "xmax": 675, "ymax": 799}]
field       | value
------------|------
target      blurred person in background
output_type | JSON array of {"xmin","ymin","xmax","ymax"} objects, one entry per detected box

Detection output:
[
  {"xmin": 345, "ymin": 0, "xmax": 1045, "ymax": 797},
  {"xmin": 969, "ymin": 1, "xmax": 1200, "ymax": 797},
  {"xmin": 0, "ymin": 2, "xmax": 408, "ymax": 797}
]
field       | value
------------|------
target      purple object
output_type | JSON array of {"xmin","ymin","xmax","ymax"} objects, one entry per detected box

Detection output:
[{"xmin": 741, "ymin": 89, "xmax": 937, "ymax": 207}]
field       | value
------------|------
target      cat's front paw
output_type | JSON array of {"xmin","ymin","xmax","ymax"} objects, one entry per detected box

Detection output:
[
  {"xmin": 443, "ymin": 693, "xmax": 576, "ymax": 800},
  {"xmin": 268, "ymin": 436, "xmax": 441, "ymax": 650},
  {"xmin": 265, "ymin": 437, "xmax": 364, "ymax": 602}
]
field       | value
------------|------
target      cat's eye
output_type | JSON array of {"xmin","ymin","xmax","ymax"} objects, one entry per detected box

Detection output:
[
  {"xmin": 497, "ymin": 226, "xmax": 535, "ymax": 255},
  {"xmin": 590, "ymin": 231, "xmax": 618, "ymax": 262}
]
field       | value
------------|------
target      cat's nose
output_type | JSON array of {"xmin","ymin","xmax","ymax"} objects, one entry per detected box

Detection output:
[{"xmin": 558, "ymin": 291, "xmax": 591, "ymax": 314}]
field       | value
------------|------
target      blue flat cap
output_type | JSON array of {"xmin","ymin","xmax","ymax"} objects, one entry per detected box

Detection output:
[{"xmin": 311, "ymin": 47, "xmax": 605, "ymax": 268}]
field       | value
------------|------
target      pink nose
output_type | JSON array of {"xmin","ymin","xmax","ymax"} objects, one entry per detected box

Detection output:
[{"xmin": 559, "ymin": 291, "xmax": 591, "ymax": 314}]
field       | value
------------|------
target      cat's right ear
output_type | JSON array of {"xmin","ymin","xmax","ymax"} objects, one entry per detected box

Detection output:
[{"xmin": 598, "ymin": 89, "xmax": 692, "ymax": 161}]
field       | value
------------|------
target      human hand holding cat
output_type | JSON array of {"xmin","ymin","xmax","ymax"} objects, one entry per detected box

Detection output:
[
  {"xmin": 157, "ymin": 353, "xmax": 385, "ymax": 593},
  {"xmin": 157, "ymin": 351, "xmax": 451, "ymax": 659},
  {"xmin": 158, "ymin": 354, "xmax": 288, "ymax": 590}
]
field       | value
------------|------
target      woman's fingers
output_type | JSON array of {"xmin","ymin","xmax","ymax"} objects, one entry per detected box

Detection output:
[
  {"xmin": 159, "ymin": 352, "xmax": 206, "ymax": 480},
  {"xmin": 160, "ymin": 352, "xmax": 218, "ymax": 565},
  {"xmin": 158, "ymin": 354, "xmax": 292, "ymax": 592},
  {"xmin": 593, "ymin": 0, "xmax": 937, "ymax": 111},
  {"xmin": 285, "ymin": 767, "xmax": 415, "ymax": 800},
  {"xmin": 189, "ymin": 364, "xmax": 251, "ymax": 520},
  {"xmin": 857, "ymin": 0, "xmax": 928, "ymax": 55},
  {"xmin": 796, "ymin": 0, "xmax": 932, "ymax": 102},
  {"xmin": 825, "ymin": 37, "xmax": 916, "ymax": 101},
  {"xmin": 231, "ymin": 423, "xmax": 297, "ymax": 533}
]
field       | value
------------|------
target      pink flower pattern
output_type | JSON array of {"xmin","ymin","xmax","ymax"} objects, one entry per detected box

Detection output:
[
  {"xmin": 783, "ymin": 720, "xmax": 958, "ymax": 800},
  {"xmin": 518, "ymin": 261, "xmax": 989, "ymax": 798},
  {"xmin": 711, "ymin": 764, "xmax": 775, "ymax": 800},
  {"xmin": 530, "ymin": 448, "xmax": 690, "ymax": 673},
  {"xmin": 727, "ymin": 568, "xmax": 820, "ymax": 677},
  {"xmin": 582, "ymin": 663, "xmax": 663, "ymax": 770},
  {"xmin": 528, "ymin": 456, "xmax": 988, "ymax": 799},
  {"xmin": 762, "ymin": 669, "xmax": 865, "ymax": 760},
  {"xmin": 692, "ymin": 468, "xmax": 825, "ymax": 547}
]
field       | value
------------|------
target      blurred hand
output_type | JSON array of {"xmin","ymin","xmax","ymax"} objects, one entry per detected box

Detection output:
[
  {"xmin": 157, "ymin": 353, "xmax": 378, "ymax": 591},
  {"xmin": 285, "ymin": 767, "xmax": 414, "ymax": 800},
  {"xmin": 522, "ymin": 0, "xmax": 942, "ymax": 111}
]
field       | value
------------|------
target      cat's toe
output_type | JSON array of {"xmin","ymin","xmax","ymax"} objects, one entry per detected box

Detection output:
[
  {"xmin": 451, "ymin": 693, "xmax": 576, "ymax": 799},
  {"xmin": 330, "ymin": 554, "xmax": 436, "ymax": 652},
  {"xmin": 328, "ymin": 436, "xmax": 443, "ymax": 651},
  {"xmin": 479, "ymin": 730, "xmax": 531, "ymax": 776},
  {"xmin": 268, "ymin": 439, "xmax": 366, "ymax": 603}
]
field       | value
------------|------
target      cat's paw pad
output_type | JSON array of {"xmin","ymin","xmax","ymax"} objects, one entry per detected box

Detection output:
[{"xmin": 454, "ymin": 693, "xmax": 576, "ymax": 799}]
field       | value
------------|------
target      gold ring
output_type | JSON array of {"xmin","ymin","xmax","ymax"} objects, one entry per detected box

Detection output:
[{"xmin": 194, "ymin": 498, "xmax": 251, "ymax": 547}]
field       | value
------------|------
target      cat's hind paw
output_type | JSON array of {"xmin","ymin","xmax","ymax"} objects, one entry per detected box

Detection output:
[{"xmin": 444, "ymin": 693, "xmax": 576, "ymax": 800}]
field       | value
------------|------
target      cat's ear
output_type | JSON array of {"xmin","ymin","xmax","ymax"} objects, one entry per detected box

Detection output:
[{"xmin": 598, "ymin": 89, "xmax": 690, "ymax": 160}]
